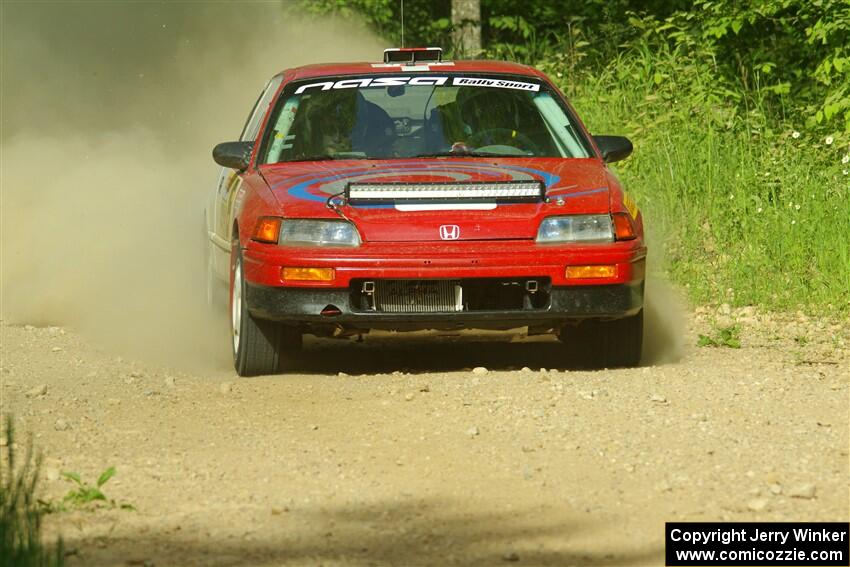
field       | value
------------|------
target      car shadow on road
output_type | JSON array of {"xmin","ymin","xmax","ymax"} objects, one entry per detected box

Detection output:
[
  {"xmin": 288, "ymin": 332, "xmax": 682, "ymax": 375},
  {"xmin": 291, "ymin": 334, "xmax": 601, "ymax": 374},
  {"xmin": 65, "ymin": 498, "xmax": 663, "ymax": 566}
]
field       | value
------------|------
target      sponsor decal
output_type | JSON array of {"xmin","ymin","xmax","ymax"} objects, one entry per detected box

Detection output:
[
  {"xmin": 451, "ymin": 77, "xmax": 540, "ymax": 91},
  {"xmin": 268, "ymin": 162, "xmax": 599, "ymax": 209},
  {"xmin": 622, "ymin": 192, "xmax": 639, "ymax": 219},
  {"xmin": 294, "ymin": 76, "xmax": 540, "ymax": 94}
]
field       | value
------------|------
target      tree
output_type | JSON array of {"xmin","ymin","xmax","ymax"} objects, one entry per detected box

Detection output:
[{"xmin": 452, "ymin": 0, "xmax": 480, "ymax": 56}]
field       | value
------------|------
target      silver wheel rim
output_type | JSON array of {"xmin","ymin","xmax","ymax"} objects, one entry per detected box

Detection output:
[{"xmin": 231, "ymin": 260, "xmax": 242, "ymax": 354}]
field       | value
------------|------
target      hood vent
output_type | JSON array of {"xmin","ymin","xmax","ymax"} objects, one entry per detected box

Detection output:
[{"xmin": 345, "ymin": 181, "xmax": 544, "ymax": 205}]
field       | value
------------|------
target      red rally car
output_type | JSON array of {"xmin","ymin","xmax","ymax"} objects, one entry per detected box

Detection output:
[{"xmin": 206, "ymin": 48, "xmax": 646, "ymax": 376}]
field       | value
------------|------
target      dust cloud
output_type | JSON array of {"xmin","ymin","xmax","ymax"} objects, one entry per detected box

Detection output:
[
  {"xmin": 642, "ymin": 276, "xmax": 687, "ymax": 365},
  {"xmin": 1, "ymin": 2, "xmax": 384, "ymax": 370}
]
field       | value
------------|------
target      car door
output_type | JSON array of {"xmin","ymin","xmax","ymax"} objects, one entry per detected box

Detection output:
[{"xmin": 210, "ymin": 75, "xmax": 283, "ymax": 272}]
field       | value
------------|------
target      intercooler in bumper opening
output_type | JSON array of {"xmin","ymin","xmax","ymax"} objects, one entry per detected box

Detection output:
[
  {"xmin": 352, "ymin": 278, "xmax": 551, "ymax": 314},
  {"xmin": 370, "ymin": 280, "xmax": 462, "ymax": 313}
]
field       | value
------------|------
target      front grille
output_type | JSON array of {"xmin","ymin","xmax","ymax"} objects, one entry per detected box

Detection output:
[
  {"xmin": 352, "ymin": 278, "xmax": 551, "ymax": 313},
  {"xmin": 374, "ymin": 280, "xmax": 462, "ymax": 313}
]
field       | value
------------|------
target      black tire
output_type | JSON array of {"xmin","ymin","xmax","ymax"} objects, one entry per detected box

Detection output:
[
  {"xmin": 230, "ymin": 247, "xmax": 301, "ymax": 376},
  {"xmin": 558, "ymin": 310, "xmax": 643, "ymax": 368}
]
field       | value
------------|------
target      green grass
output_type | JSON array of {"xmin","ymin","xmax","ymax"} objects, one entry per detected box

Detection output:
[
  {"xmin": 544, "ymin": 45, "xmax": 850, "ymax": 316},
  {"xmin": 698, "ymin": 324, "xmax": 742, "ymax": 349},
  {"xmin": 0, "ymin": 417, "xmax": 64, "ymax": 567}
]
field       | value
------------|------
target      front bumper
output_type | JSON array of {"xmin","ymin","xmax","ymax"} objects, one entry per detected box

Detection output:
[
  {"xmin": 242, "ymin": 239, "xmax": 646, "ymax": 287},
  {"xmin": 246, "ymin": 281, "xmax": 644, "ymax": 331},
  {"xmin": 241, "ymin": 239, "xmax": 645, "ymax": 331}
]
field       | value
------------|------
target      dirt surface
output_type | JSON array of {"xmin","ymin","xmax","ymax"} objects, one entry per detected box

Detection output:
[{"xmin": 1, "ymin": 306, "xmax": 848, "ymax": 566}]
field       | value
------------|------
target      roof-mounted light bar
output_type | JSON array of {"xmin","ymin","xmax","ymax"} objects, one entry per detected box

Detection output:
[
  {"xmin": 346, "ymin": 181, "xmax": 544, "ymax": 205},
  {"xmin": 383, "ymin": 47, "xmax": 443, "ymax": 64}
]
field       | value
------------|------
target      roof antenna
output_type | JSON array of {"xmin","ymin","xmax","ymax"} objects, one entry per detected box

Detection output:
[{"xmin": 400, "ymin": 0, "xmax": 404, "ymax": 47}]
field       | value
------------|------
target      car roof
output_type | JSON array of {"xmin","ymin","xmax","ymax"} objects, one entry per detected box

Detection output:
[{"xmin": 285, "ymin": 59, "xmax": 547, "ymax": 81}]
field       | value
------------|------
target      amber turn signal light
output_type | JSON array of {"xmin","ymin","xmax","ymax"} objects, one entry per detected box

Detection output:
[
  {"xmin": 281, "ymin": 267, "xmax": 335, "ymax": 282},
  {"xmin": 565, "ymin": 265, "xmax": 618, "ymax": 279},
  {"xmin": 612, "ymin": 213, "xmax": 636, "ymax": 240},
  {"xmin": 253, "ymin": 217, "xmax": 282, "ymax": 243}
]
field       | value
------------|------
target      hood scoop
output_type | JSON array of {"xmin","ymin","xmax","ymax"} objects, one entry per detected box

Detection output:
[{"xmin": 345, "ymin": 180, "xmax": 544, "ymax": 207}]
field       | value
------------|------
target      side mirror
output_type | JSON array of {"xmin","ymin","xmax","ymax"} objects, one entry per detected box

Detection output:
[
  {"xmin": 213, "ymin": 141, "xmax": 253, "ymax": 170},
  {"xmin": 593, "ymin": 135, "xmax": 633, "ymax": 163}
]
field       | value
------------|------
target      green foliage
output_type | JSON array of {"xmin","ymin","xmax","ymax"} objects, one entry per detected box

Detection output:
[
  {"xmin": 492, "ymin": 0, "xmax": 849, "ymax": 136},
  {"xmin": 41, "ymin": 466, "xmax": 133, "ymax": 512},
  {"xmin": 698, "ymin": 324, "xmax": 743, "ymax": 348},
  {"xmin": 629, "ymin": 0, "xmax": 850, "ymax": 135},
  {"xmin": 0, "ymin": 417, "xmax": 64, "ymax": 567},
  {"xmin": 806, "ymin": 1, "xmax": 850, "ymax": 132},
  {"xmin": 60, "ymin": 467, "xmax": 113, "ymax": 507},
  {"xmin": 482, "ymin": 0, "xmax": 689, "ymax": 65}
]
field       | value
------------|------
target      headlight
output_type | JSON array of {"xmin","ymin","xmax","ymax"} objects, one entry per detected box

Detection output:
[
  {"xmin": 536, "ymin": 215, "xmax": 614, "ymax": 243},
  {"xmin": 278, "ymin": 219, "xmax": 361, "ymax": 247}
]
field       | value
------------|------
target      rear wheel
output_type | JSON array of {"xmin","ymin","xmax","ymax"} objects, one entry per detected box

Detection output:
[
  {"xmin": 230, "ymin": 247, "xmax": 301, "ymax": 376},
  {"xmin": 558, "ymin": 310, "xmax": 643, "ymax": 368}
]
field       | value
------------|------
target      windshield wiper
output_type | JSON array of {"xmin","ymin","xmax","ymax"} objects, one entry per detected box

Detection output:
[
  {"xmin": 286, "ymin": 154, "xmax": 369, "ymax": 162},
  {"xmin": 413, "ymin": 151, "xmax": 530, "ymax": 158}
]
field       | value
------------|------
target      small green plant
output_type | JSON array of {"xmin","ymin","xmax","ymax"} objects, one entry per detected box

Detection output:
[
  {"xmin": 698, "ymin": 324, "xmax": 742, "ymax": 348},
  {"xmin": 45, "ymin": 467, "xmax": 134, "ymax": 512},
  {"xmin": 61, "ymin": 467, "xmax": 114, "ymax": 507},
  {"xmin": 0, "ymin": 416, "xmax": 64, "ymax": 567},
  {"xmin": 794, "ymin": 334, "xmax": 810, "ymax": 346}
]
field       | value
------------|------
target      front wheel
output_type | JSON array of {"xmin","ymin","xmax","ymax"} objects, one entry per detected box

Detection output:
[
  {"xmin": 558, "ymin": 310, "xmax": 643, "ymax": 368},
  {"xmin": 231, "ymin": 248, "xmax": 301, "ymax": 376}
]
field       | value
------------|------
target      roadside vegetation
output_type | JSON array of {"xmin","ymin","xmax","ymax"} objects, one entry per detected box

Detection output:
[
  {"xmin": 697, "ymin": 323, "xmax": 742, "ymax": 349},
  {"xmin": 0, "ymin": 418, "xmax": 64, "ymax": 567},
  {"xmin": 1, "ymin": 415, "xmax": 132, "ymax": 566},
  {"xmin": 303, "ymin": 0, "xmax": 850, "ymax": 316},
  {"xmin": 39, "ymin": 466, "xmax": 133, "ymax": 513}
]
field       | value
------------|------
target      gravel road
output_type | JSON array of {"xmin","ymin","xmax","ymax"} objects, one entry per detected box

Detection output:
[{"xmin": 1, "ymin": 307, "xmax": 847, "ymax": 566}]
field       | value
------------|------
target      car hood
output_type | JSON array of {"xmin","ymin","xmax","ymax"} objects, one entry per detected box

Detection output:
[{"xmin": 258, "ymin": 158, "xmax": 612, "ymax": 242}]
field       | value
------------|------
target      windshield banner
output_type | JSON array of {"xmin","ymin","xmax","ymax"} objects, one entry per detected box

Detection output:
[{"xmin": 294, "ymin": 76, "xmax": 541, "ymax": 94}]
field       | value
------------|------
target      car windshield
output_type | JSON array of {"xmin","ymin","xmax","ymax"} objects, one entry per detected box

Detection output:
[{"xmin": 260, "ymin": 74, "xmax": 592, "ymax": 163}]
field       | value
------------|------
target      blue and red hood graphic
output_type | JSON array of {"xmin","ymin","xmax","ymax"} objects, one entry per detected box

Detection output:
[{"xmin": 258, "ymin": 158, "xmax": 614, "ymax": 242}]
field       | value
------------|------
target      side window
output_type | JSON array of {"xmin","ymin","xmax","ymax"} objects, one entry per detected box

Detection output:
[{"xmin": 240, "ymin": 75, "xmax": 283, "ymax": 142}]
